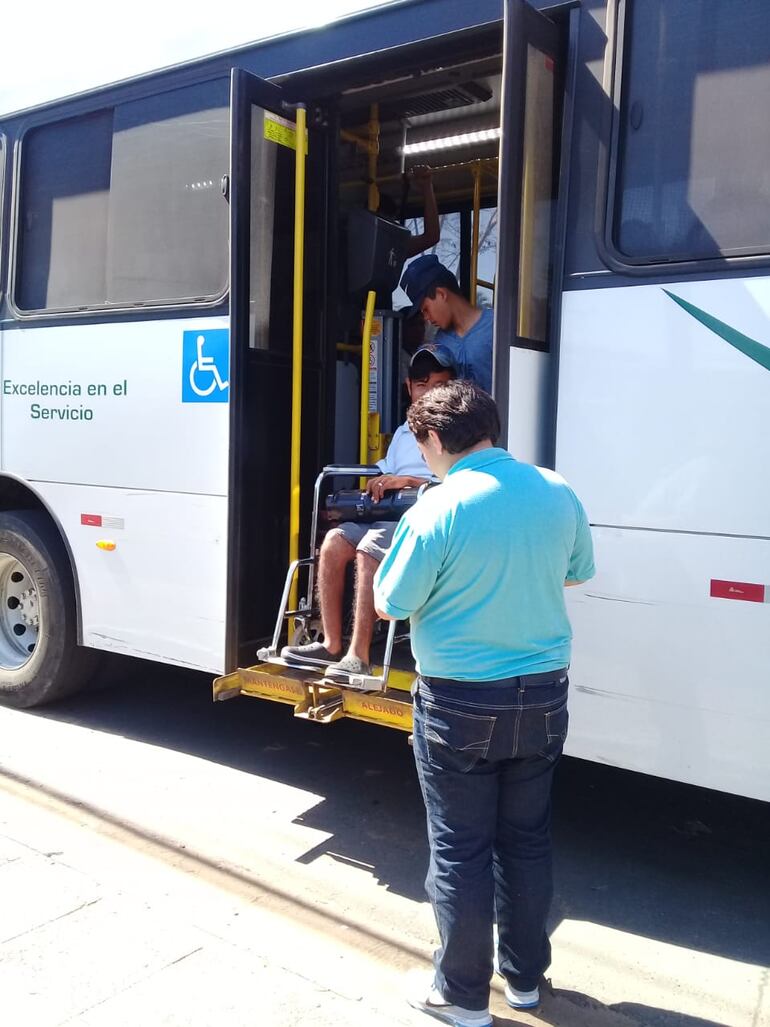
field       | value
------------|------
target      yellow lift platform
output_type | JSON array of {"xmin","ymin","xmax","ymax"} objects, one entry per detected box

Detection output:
[{"xmin": 213, "ymin": 659, "xmax": 415, "ymax": 732}]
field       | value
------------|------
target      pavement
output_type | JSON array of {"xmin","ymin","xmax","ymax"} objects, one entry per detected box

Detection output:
[{"xmin": 0, "ymin": 666, "xmax": 768, "ymax": 1027}]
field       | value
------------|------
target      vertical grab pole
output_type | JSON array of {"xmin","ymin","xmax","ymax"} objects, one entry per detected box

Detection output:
[
  {"xmin": 289, "ymin": 105, "xmax": 307, "ymax": 626},
  {"xmin": 471, "ymin": 160, "xmax": 482, "ymax": 305},
  {"xmin": 359, "ymin": 290, "xmax": 377, "ymax": 478}
]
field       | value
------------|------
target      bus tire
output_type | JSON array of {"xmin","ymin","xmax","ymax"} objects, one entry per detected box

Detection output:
[{"xmin": 0, "ymin": 510, "xmax": 95, "ymax": 709}]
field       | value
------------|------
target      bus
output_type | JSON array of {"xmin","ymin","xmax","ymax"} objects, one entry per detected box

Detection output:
[{"xmin": 0, "ymin": 0, "xmax": 768, "ymax": 802}]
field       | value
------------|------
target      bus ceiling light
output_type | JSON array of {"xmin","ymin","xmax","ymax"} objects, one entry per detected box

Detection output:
[{"xmin": 401, "ymin": 127, "xmax": 501, "ymax": 155}]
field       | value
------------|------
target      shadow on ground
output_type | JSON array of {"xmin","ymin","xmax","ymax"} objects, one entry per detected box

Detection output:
[{"xmin": 32, "ymin": 656, "xmax": 770, "ymax": 986}]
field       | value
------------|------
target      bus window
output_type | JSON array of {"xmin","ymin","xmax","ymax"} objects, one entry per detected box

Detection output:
[
  {"xmin": 247, "ymin": 107, "xmax": 300, "ymax": 353},
  {"xmin": 517, "ymin": 45, "xmax": 555, "ymax": 347},
  {"xmin": 17, "ymin": 110, "xmax": 113, "ymax": 311},
  {"xmin": 475, "ymin": 206, "xmax": 497, "ymax": 310},
  {"xmin": 16, "ymin": 80, "xmax": 229, "ymax": 313},
  {"xmin": 613, "ymin": 0, "xmax": 770, "ymax": 263}
]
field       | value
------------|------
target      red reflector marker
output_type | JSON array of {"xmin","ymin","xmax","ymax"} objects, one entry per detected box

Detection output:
[
  {"xmin": 81, "ymin": 514, "xmax": 102, "ymax": 527},
  {"xmin": 710, "ymin": 579, "xmax": 765, "ymax": 603}
]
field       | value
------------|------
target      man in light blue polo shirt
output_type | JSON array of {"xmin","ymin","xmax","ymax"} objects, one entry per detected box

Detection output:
[{"xmin": 374, "ymin": 381, "xmax": 594, "ymax": 1027}]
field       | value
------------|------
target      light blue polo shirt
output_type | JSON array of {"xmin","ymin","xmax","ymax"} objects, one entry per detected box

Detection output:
[
  {"xmin": 437, "ymin": 307, "xmax": 494, "ymax": 392},
  {"xmin": 373, "ymin": 447, "xmax": 595, "ymax": 681}
]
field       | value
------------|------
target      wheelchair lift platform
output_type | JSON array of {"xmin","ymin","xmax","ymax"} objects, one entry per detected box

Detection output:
[
  {"xmin": 213, "ymin": 465, "xmax": 419, "ymax": 731},
  {"xmin": 213, "ymin": 638, "xmax": 415, "ymax": 732}
]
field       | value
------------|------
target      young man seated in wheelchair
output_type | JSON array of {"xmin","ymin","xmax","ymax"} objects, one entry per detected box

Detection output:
[{"xmin": 282, "ymin": 345, "xmax": 456, "ymax": 678}]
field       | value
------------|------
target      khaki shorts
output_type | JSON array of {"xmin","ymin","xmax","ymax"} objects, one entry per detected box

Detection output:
[{"xmin": 334, "ymin": 520, "xmax": 398, "ymax": 562}]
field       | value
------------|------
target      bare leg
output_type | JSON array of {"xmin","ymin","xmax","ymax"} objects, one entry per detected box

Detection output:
[
  {"xmin": 317, "ymin": 530, "xmax": 355, "ymax": 654},
  {"xmin": 346, "ymin": 552, "xmax": 380, "ymax": 664}
]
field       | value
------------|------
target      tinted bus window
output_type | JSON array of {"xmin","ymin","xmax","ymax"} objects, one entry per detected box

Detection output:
[
  {"xmin": 17, "ymin": 110, "xmax": 113, "ymax": 310},
  {"xmin": 613, "ymin": 0, "xmax": 770, "ymax": 262},
  {"xmin": 16, "ymin": 80, "xmax": 229, "ymax": 312}
]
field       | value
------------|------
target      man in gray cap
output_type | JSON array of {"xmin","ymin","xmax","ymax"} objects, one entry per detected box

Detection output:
[
  {"xmin": 400, "ymin": 254, "xmax": 494, "ymax": 392},
  {"xmin": 282, "ymin": 345, "xmax": 456, "ymax": 678}
]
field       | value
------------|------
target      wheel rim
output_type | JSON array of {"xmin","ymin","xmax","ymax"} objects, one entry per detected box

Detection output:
[{"xmin": 0, "ymin": 554, "xmax": 40, "ymax": 670}]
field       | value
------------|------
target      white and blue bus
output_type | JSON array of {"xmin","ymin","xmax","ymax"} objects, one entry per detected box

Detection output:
[{"xmin": 0, "ymin": 0, "xmax": 768, "ymax": 801}]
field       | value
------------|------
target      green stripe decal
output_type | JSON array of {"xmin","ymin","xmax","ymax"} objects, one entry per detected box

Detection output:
[{"xmin": 664, "ymin": 290, "xmax": 770, "ymax": 372}]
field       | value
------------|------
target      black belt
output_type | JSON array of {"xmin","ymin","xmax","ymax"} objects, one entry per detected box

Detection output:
[{"xmin": 421, "ymin": 668, "xmax": 568, "ymax": 689}]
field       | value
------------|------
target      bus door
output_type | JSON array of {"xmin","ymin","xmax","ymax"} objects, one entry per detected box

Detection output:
[
  {"xmin": 226, "ymin": 69, "xmax": 325, "ymax": 670},
  {"xmin": 495, "ymin": 0, "xmax": 571, "ymax": 466}
]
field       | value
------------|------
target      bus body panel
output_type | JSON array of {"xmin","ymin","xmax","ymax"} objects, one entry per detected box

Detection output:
[
  {"xmin": 33, "ymin": 481, "xmax": 228, "ymax": 672},
  {"xmin": 0, "ymin": 315, "xmax": 230, "ymax": 672},
  {"xmin": 557, "ymin": 276, "xmax": 770, "ymax": 799},
  {"xmin": 507, "ymin": 347, "xmax": 551, "ymax": 467},
  {"xmin": 557, "ymin": 278, "xmax": 770, "ymax": 538},
  {"xmin": 1, "ymin": 318, "xmax": 230, "ymax": 495},
  {"xmin": 565, "ymin": 527, "xmax": 770, "ymax": 802}
]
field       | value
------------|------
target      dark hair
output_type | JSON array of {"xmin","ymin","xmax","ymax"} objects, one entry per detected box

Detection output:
[
  {"xmin": 407, "ymin": 351, "xmax": 456, "ymax": 382},
  {"xmin": 425, "ymin": 269, "xmax": 461, "ymax": 299},
  {"xmin": 407, "ymin": 380, "xmax": 500, "ymax": 453}
]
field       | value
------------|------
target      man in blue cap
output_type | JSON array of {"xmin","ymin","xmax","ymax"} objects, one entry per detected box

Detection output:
[{"xmin": 400, "ymin": 255, "xmax": 494, "ymax": 392}]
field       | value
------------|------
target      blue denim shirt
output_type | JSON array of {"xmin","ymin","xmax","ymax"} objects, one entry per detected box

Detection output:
[{"xmin": 436, "ymin": 307, "xmax": 494, "ymax": 392}]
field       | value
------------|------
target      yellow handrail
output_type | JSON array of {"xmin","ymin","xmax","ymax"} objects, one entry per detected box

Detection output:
[
  {"xmin": 359, "ymin": 290, "xmax": 377, "ymax": 473},
  {"xmin": 288, "ymin": 105, "xmax": 307, "ymax": 622}
]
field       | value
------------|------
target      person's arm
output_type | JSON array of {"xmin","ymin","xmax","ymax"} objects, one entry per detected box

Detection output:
[
  {"xmin": 566, "ymin": 492, "xmax": 595, "ymax": 586},
  {"xmin": 373, "ymin": 512, "xmax": 443, "ymax": 622},
  {"xmin": 405, "ymin": 166, "xmax": 440, "ymax": 257},
  {"xmin": 366, "ymin": 474, "xmax": 430, "ymax": 502}
]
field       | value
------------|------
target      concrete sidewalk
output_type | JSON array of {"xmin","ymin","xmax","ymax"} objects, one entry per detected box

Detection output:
[
  {"xmin": 0, "ymin": 698, "xmax": 766, "ymax": 1027},
  {"xmin": 0, "ymin": 770, "xmax": 635, "ymax": 1027}
]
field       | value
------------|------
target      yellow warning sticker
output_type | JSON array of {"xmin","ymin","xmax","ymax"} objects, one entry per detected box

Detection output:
[{"xmin": 264, "ymin": 113, "xmax": 308, "ymax": 153}]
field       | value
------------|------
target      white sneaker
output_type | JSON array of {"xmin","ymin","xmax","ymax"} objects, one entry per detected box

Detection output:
[
  {"xmin": 504, "ymin": 982, "xmax": 540, "ymax": 1009},
  {"xmin": 407, "ymin": 972, "xmax": 493, "ymax": 1027}
]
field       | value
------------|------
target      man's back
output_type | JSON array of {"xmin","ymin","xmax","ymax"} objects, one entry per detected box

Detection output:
[{"xmin": 374, "ymin": 447, "xmax": 594, "ymax": 680}]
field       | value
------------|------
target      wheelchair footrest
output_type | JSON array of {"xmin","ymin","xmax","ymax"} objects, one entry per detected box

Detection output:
[{"xmin": 318, "ymin": 672, "xmax": 387, "ymax": 694}]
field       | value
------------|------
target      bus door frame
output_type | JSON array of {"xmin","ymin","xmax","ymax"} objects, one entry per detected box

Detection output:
[
  {"xmin": 226, "ymin": 68, "xmax": 302, "ymax": 673},
  {"xmin": 494, "ymin": 0, "xmax": 578, "ymax": 466}
]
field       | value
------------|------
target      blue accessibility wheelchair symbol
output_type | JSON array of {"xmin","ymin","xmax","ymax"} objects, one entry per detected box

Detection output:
[{"xmin": 182, "ymin": 329, "xmax": 230, "ymax": 403}]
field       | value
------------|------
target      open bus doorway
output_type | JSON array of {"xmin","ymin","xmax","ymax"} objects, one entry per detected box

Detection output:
[
  {"xmin": 332, "ymin": 49, "xmax": 504, "ymax": 471},
  {"xmin": 223, "ymin": 1, "xmax": 571, "ymax": 727}
]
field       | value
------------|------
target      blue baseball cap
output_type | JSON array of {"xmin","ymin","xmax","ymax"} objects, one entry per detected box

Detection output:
[
  {"xmin": 409, "ymin": 343, "xmax": 457, "ymax": 375},
  {"xmin": 399, "ymin": 254, "xmax": 459, "ymax": 318}
]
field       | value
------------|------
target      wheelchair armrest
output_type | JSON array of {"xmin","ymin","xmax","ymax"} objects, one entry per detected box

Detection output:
[{"xmin": 320, "ymin": 464, "xmax": 382, "ymax": 477}]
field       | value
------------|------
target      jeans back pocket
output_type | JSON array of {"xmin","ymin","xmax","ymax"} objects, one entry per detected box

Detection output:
[
  {"xmin": 541, "ymin": 702, "xmax": 569, "ymax": 762},
  {"xmin": 420, "ymin": 700, "xmax": 496, "ymax": 773}
]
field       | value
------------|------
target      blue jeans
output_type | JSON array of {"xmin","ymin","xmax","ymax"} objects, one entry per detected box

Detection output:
[{"xmin": 412, "ymin": 669, "xmax": 569, "ymax": 1011}]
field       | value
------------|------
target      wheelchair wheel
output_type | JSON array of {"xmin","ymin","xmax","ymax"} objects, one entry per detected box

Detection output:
[{"xmin": 291, "ymin": 619, "xmax": 322, "ymax": 647}]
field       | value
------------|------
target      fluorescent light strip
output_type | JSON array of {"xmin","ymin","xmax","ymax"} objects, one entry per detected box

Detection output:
[{"xmin": 402, "ymin": 127, "xmax": 501, "ymax": 155}]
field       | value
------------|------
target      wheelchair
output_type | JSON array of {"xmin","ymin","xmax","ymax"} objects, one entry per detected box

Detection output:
[{"xmin": 257, "ymin": 464, "xmax": 428, "ymax": 693}]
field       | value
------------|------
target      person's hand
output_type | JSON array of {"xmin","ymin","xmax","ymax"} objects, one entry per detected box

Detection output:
[
  {"xmin": 408, "ymin": 165, "xmax": 433, "ymax": 192},
  {"xmin": 366, "ymin": 475, "xmax": 428, "ymax": 502}
]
